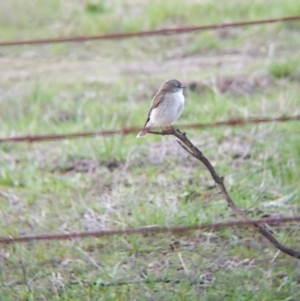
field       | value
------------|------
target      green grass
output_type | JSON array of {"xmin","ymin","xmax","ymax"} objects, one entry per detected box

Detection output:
[
  {"xmin": 268, "ymin": 57, "xmax": 300, "ymax": 79},
  {"xmin": 0, "ymin": 0, "xmax": 300, "ymax": 300}
]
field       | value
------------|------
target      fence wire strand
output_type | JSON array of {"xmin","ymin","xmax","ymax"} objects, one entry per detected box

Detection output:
[
  {"xmin": 1, "ymin": 16, "xmax": 300, "ymax": 47},
  {"xmin": 0, "ymin": 216, "xmax": 299, "ymax": 244},
  {"xmin": 0, "ymin": 115, "xmax": 299, "ymax": 144}
]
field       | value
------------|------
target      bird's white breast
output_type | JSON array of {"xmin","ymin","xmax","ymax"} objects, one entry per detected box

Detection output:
[{"xmin": 150, "ymin": 89, "xmax": 185, "ymax": 126}]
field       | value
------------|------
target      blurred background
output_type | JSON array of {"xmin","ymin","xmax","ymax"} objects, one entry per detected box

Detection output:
[{"xmin": 0, "ymin": 0, "xmax": 300, "ymax": 300}]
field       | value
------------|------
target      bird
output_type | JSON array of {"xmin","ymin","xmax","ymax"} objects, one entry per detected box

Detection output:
[{"xmin": 136, "ymin": 79, "xmax": 185, "ymax": 138}]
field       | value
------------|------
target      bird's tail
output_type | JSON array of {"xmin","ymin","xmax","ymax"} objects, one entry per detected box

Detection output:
[
  {"xmin": 136, "ymin": 128, "xmax": 150, "ymax": 138},
  {"xmin": 137, "ymin": 120, "xmax": 153, "ymax": 138}
]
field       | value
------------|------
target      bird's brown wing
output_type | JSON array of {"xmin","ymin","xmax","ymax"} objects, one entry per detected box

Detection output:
[
  {"xmin": 151, "ymin": 91, "xmax": 165, "ymax": 109},
  {"xmin": 143, "ymin": 92, "xmax": 165, "ymax": 126}
]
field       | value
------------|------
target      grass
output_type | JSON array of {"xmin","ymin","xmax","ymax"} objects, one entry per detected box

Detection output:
[
  {"xmin": 268, "ymin": 57, "xmax": 300, "ymax": 79},
  {"xmin": 0, "ymin": 0, "xmax": 300, "ymax": 300}
]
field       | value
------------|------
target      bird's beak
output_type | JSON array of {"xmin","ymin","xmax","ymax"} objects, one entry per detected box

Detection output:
[{"xmin": 182, "ymin": 86, "xmax": 186, "ymax": 89}]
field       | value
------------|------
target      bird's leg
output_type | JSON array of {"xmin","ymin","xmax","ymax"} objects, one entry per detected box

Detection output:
[
  {"xmin": 161, "ymin": 125, "xmax": 174, "ymax": 135},
  {"xmin": 165, "ymin": 125, "xmax": 174, "ymax": 130}
]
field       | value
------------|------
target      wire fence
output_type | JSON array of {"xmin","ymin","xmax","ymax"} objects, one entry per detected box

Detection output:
[
  {"xmin": 1, "ymin": 16, "xmax": 300, "ymax": 47},
  {"xmin": 1, "ymin": 216, "xmax": 299, "ymax": 244},
  {"xmin": 1, "ymin": 115, "xmax": 299, "ymax": 144},
  {"xmin": 1, "ymin": 15, "xmax": 300, "ymax": 251}
]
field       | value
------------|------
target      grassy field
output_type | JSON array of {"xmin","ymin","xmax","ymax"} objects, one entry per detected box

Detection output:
[{"xmin": 0, "ymin": 0, "xmax": 300, "ymax": 300}]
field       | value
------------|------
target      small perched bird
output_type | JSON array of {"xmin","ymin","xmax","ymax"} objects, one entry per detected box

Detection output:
[{"xmin": 136, "ymin": 79, "xmax": 185, "ymax": 138}]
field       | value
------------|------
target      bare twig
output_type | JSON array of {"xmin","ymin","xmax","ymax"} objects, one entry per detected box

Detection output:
[
  {"xmin": 68, "ymin": 276, "xmax": 206, "ymax": 287},
  {"xmin": 155, "ymin": 128, "xmax": 300, "ymax": 260},
  {"xmin": 20, "ymin": 260, "xmax": 32, "ymax": 293}
]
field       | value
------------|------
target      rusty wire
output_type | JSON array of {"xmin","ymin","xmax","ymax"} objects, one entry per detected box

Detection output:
[
  {"xmin": 0, "ymin": 115, "xmax": 299, "ymax": 144},
  {"xmin": 1, "ymin": 16, "xmax": 300, "ymax": 47},
  {"xmin": 0, "ymin": 216, "xmax": 299, "ymax": 244}
]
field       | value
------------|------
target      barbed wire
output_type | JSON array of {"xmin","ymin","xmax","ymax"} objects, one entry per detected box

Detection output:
[
  {"xmin": 0, "ymin": 115, "xmax": 299, "ymax": 144},
  {"xmin": 0, "ymin": 216, "xmax": 299, "ymax": 244},
  {"xmin": 1, "ymin": 16, "xmax": 300, "ymax": 47}
]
